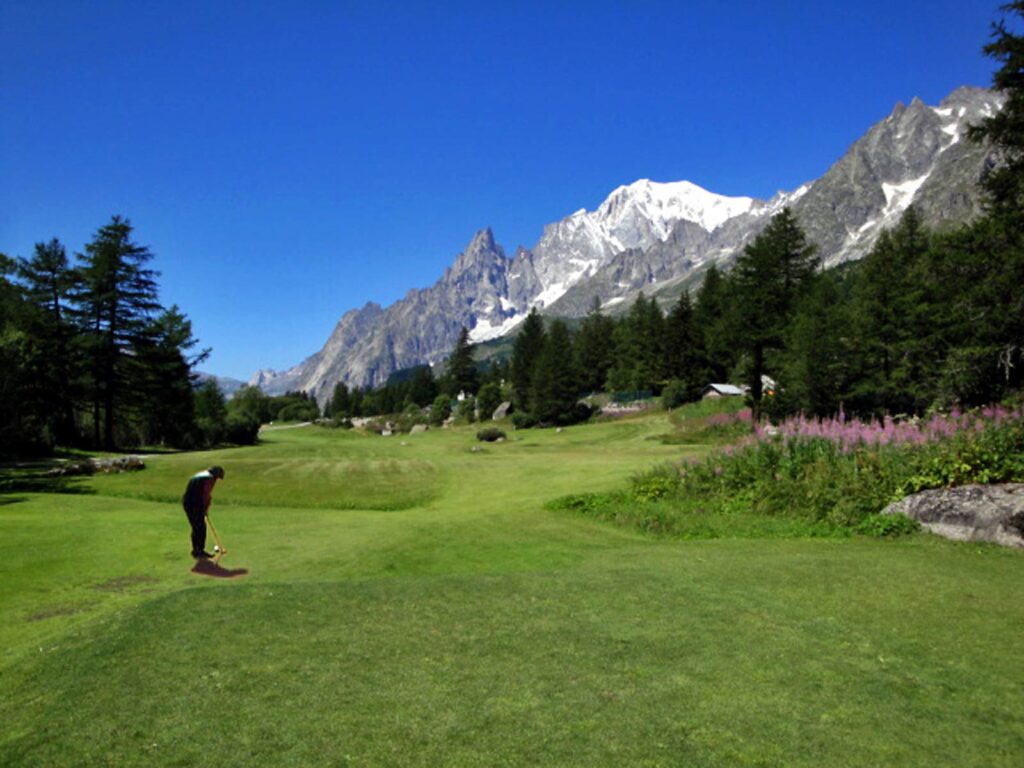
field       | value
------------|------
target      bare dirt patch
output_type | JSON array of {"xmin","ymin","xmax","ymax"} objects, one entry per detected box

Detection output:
[
  {"xmin": 92, "ymin": 574, "xmax": 160, "ymax": 593},
  {"xmin": 25, "ymin": 603, "xmax": 89, "ymax": 623}
]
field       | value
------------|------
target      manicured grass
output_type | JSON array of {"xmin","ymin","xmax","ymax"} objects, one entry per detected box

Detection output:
[{"xmin": 1, "ymin": 413, "xmax": 1022, "ymax": 766}]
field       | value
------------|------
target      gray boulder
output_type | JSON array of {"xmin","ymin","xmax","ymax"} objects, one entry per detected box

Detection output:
[
  {"xmin": 883, "ymin": 484, "xmax": 1024, "ymax": 548},
  {"xmin": 492, "ymin": 401, "xmax": 512, "ymax": 421},
  {"xmin": 410, "ymin": 424, "xmax": 429, "ymax": 434}
]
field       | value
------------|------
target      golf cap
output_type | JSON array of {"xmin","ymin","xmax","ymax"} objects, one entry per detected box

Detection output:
[{"xmin": 209, "ymin": 466, "xmax": 225, "ymax": 479}]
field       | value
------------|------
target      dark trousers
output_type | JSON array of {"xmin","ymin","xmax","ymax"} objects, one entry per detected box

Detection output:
[{"xmin": 184, "ymin": 505, "xmax": 207, "ymax": 555}]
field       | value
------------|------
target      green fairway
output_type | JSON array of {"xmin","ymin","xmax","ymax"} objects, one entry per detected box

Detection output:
[{"xmin": 2, "ymin": 414, "xmax": 1022, "ymax": 766}]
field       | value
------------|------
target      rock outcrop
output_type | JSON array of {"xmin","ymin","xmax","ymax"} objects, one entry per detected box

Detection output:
[{"xmin": 882, "ymin": 484, "xmax": 1024, "ymax": 548}]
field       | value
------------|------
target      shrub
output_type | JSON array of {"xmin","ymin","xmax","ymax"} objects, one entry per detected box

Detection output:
[
  {"xmin": 455, "ymin": 396, "xmax": 477, "ymax": 424},
  {"xmin": 661, "ymin": 380, "xmax": 690, "ymax": 409},
  {"xmin": 631, "ymin": 464, "xmax": 681, "ymax": 502},
  {"xmin": 277, "ymin": 401, "xmax": 319, "ymax": 422},
  {"xmin": 512, "ymin": 411, "xmax": 538, "ymax": 429},
  {"xmin": 430, "ymin": 395, "xmax": 452, "ymax": 426},
  {"xmin": 223, "ymin": 413, "xmax": 260, "ymax": 445},
  {"xmin": 396, "ymin": 403, "xmax": 427, "ymax": 433},
  {"xmin": 856, "ymin": 513, "xmax": 920, "ymax": 538},
  {"xmin": 476, "ymin": 427, "xmax": 506, "ymax": 442},
  {"xmin": 477, "ymin": 382, "xmax": 503, "ymax": 420}
]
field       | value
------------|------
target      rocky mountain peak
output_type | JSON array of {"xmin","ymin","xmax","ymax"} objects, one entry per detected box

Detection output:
[
  {"xmin": 448, "ymin": 227, "xmax": 507, "ymax": 279},
  {"xmin": 250, "ymin": 86, "xmax": 1001, "ymax": 401}
]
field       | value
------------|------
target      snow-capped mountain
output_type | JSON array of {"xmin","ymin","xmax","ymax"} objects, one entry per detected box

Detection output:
[{"xmin": 251, "ymin": 86, "xmax": 1003, "ymax": 401}]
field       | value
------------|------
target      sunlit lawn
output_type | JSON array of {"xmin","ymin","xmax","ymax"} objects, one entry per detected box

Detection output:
[{"xmin": 1, "ymin": 412, "xmax": 1022, "ymax": 766}]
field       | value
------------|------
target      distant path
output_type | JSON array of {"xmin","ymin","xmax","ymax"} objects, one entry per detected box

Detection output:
[{"xmin": 259, "ymin": 422, "xmax": 313, "ymax": 432}]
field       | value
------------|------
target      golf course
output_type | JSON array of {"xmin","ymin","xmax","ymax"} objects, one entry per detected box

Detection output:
[{"xmin": 2, "ymin": 411, "xmax": 1022, "ymax": 767}]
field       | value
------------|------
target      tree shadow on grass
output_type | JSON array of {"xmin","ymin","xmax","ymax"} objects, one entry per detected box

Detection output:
[
  {"xmin": 191, "ymin": 559, "xmax": 249, "ymax": 578},
  {"xmin": 0, "ymin": 464, "xmax": 95, "ymax": 504}
]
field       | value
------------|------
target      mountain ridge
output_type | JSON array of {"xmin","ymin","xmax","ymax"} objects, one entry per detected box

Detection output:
[{"xmin": 248, "ymin": 85, "xmax": 1003, "ymax": 402}]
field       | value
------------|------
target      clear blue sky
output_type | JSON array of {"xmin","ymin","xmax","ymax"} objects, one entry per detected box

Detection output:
[{"xmin": 1, "ymin": 1, "xmax": 1001, "ymax": 380}]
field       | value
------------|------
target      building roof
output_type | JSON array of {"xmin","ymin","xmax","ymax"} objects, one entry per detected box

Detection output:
[{"xmin": 703, "ymin": 383, "xmax": 745, "ymax": 396}]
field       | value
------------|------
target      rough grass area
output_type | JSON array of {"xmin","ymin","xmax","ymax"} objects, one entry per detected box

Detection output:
[{"xmin": 1, "ymin": 412, "xmax": 1022, "ymax": 766}]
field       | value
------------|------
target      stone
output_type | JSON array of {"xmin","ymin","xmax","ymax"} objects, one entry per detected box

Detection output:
[
  {"xmin": 882, "ymin": 484, "xmax": 1024, "ymax": 548},
  {"xmin": 492, "ymin": 401, "xmax": 512, "ymax": 421},
  {"xmin": 410, "ymin": 424, "xmax": 429, "ymax": 434}
]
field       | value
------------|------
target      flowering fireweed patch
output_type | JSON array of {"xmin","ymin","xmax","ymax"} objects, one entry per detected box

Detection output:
[{"xmin": 553, "ymin": 403, "xmax": 1024, "ymax": 539}]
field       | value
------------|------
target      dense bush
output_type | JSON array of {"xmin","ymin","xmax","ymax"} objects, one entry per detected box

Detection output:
[
  {"xmin": 661, "ymin": 380, "xmax": 691, "ymax": 410},
  {"xmin": 455, "ymin": 396, "xmax": 477, "ymax": 424},
  {"xmin": 430, "ymin": 394, "xmax": 452, "ymax": 426},
  {"xmin": 396, "ymin": 403, "xmax": 427, "ymax": 433},
  {"xmin": 277, "ymin": 399, "xmax": 320, "ymax": 422},
  {"xmin": 477, "ymin": 382, "xmax": 504, "ymax": 420},
  {"xmin": 223, "ymin": 413, "xmax": 260, "ymax": 445},
  {"xmin": 476, "ymin": 427, "xmax": 506, "ymax": 442}
]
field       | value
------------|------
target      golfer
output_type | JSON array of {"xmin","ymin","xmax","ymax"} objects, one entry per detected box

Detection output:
[{"xmin": 182, "ymin": 466, "xmax": 225, "ymax": 559}]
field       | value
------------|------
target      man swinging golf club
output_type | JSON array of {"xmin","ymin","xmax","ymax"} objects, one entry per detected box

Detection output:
[{"xmin": 182, "ymin": 465, "xmax": 226, "ymax": 559}]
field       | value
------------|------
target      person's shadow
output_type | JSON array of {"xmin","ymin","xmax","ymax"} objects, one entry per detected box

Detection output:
[{"xmin": 191, "ymin": 558, "xmax": 248, "ymax": 578}]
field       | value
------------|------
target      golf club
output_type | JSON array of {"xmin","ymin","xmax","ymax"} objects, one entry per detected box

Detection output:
[{"xmin": 205, "ymin": 514, "xmax": 227, "ymax": 557}]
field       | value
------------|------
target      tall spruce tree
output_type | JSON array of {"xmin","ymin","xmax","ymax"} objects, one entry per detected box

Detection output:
[
  {"xmin": 663, "ymin": 291, "xmax": 705, "ymax": 402},
  {"xmin": 134, "ymin": 305, "xmax": 206, "ymax": 446},
  {"xmin": 606, "ymin": 293, "xmax": 664, "ymax": 394},
  {"xmin": 529, "ymin": 319, "xmax": 579, "ymax": 425},
  {"xmin": 511, "ymin": 307, "xmax": 546, "ymax": 410},
  {"xmin": 730, "ymin": 208, "xmax": 819, "ymax": 420},
  {"xmin": 16, "ymin": 239, "xmax": 81, "ymax": 444},
  {"xmin": 694, "ymin": 265, "xmax": 734, "ymax": 382},
  {"xmin": 74, "ymin": 216, "xmax": 162, "ymax": 448},
  {"xmin": 445, "ymin": 327, "xmax": 478, "ymax": 396},
  {"xmin": 970, "ymin": 1, "xmax": 1024, "ymax": 219},
  {"xmin": 573, "ymin": 297, "xmax": 616, "ymax": 393},
  {"xmin": 951, "ymin": 1, "xmax": 1024, "ymax": 399},
  {"xmin": 775, "ymin": 274, "xmax": 851, "ymax": 418},
  {"xmin": 0, "ymin": 254, "xmax": 38, "ymax": 453},
  {"xmin": 408, "ymin": 364, "xmax": 438, "ymax": 407},
  {"xmin": 849, "ymin": 207, "xmax": 932, "ymax": 414}
]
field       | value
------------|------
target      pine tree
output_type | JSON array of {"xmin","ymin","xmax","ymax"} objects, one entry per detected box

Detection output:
[
  {"xmin": 408, "ymin": 365, "xmax": 438, "ymax": 407},
  {"xmin": 16, "ymin": 239, "xmax": 82, "ymax": 444},
  {"xmin": 573, "ymin": 297, "xmax": 616, "ymax": 393},
  {"xmin": 969, "ymin": 1, "xmax": 1024, "ymax": 220},
  {"xmin": 848, "ymin": 207, "xmax": 932, "ymax": 414},
  {"xmin": 775, "ymin": 274, "xmax": 851, "ymax": 417},
  {"xmin": 529, "ymin": 319, "xmax": 579, "ymax": 425},
  {"xmin": 634, "ymin": 294, "xmax": 666, "ymax": 393},
  {"xmin": 446, "ymin": 327, "xmax": 478, "ymax": 397},
  {"xmin": 0, "ymin": 254, "xmax": 38, "ymax": 452},
  {"xmin": 663, "ymin": 291, "xmax": 705, "ymax": 401},
  {"xmin": 74, "ymin": 216, "xmax": 162, "ymax": 448},
  {"xmin": 605, "ymin": 293, "xmax": 663, "ymax": 395},
  {"xmin": 730, "ymin": 208, "xmax": 819, "ymax": 420},
  {"xmin": 133, "ymin": 305, "xmax": 207, "ymax": 446},
  {"xmin": 327, "ymin": 380, "xmax": 351, "ymax": 418},
  {"xmin": 510, "ymin": 307, "xmax": 546, "ymax": 410},
  {"xmin": 694, "ymin": 265, "xmax": 734, "ymax": 383}
]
